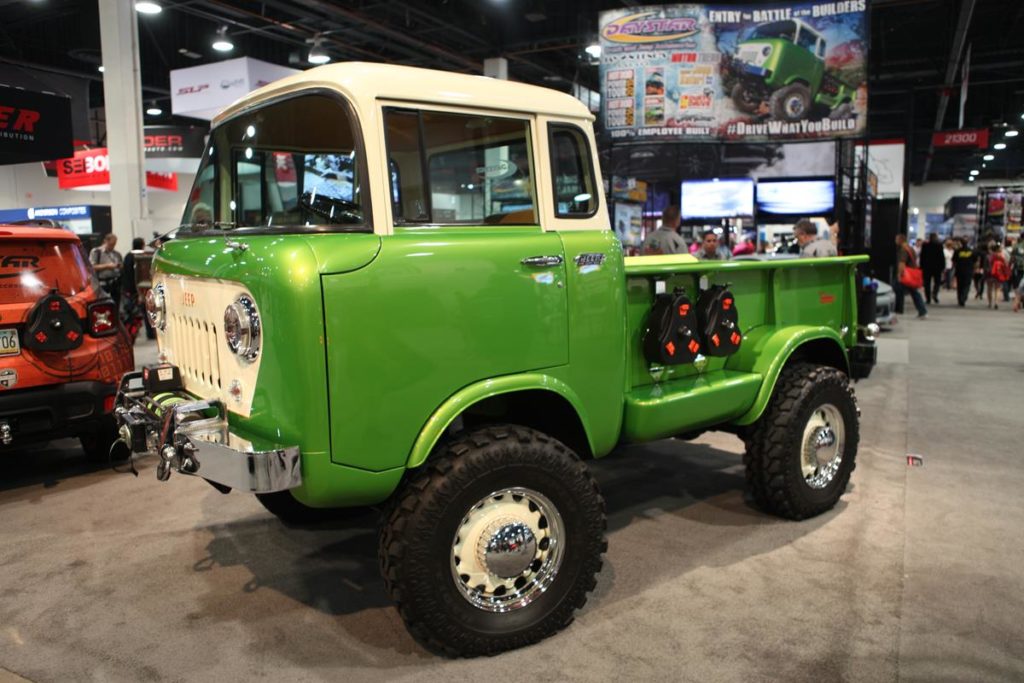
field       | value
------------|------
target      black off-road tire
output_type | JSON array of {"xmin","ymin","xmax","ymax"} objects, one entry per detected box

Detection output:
[
  {"xmin": 255, "ymin": 490, "xmax": 364, "ymax": 526},
  {"xmin": 379, "ymin": 424, "xmax": 606, "ymax": 657},
  {"xmin": 769, "ymin": 82, "xmax": 812, "ymax": 122},
  {"xmin": 743, "ymin": 362, "xmax": 859, "ymax": 520},
  {"xmin": 80, "ymin": 415, "xmax": 128, "ymax": 463},
  {"xmin": 731, "ymin": 82, "xmax": 762, "ymax": 113}
]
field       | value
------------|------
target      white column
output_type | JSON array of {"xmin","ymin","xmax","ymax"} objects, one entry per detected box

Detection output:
[
  {"xmin": 98, "ymin": 0, "xmax": 149, "ymax": 244},
  {"xmin": 483, "ymin": 57, "xmax": 508, "ymax": 80}
]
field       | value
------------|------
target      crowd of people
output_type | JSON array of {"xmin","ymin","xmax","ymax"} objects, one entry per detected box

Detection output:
[
  {"xmin": 640, "ymin": 207, "xmax": 837, "ymax": 260},
  {"xmin": 895, "ymin": 231, "xmax": 1024, "ymax": 319}
]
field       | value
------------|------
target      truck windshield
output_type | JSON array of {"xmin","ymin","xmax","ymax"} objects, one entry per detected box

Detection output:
[
  {"xmin": 180, "ymin": 92, "xmax": 367, "ymax": 234},
  {"xmin": 749, "ymin": 20, "xmax": 797, "ymax": 42}
]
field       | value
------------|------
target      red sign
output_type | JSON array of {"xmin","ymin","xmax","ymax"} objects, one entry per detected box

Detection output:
[
  {"xmin": 56, "ymin": 148, "xmax": 178, "ymax": 191},
  {"xmin": 932, "ymin": 128, "xmax": 989, "ymax": 148},
  {"xmin": 56, "ymin": 148, "xmax": 109, "ymax": 188},
  {"xmin": 145, "ymin": 171, "xmax": 178, "ymax": 192}
]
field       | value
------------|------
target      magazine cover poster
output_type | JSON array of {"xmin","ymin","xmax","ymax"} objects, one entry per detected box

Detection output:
[{"xmin": 599, "ymin": 2, "xmax": 868, "ymax": 142}]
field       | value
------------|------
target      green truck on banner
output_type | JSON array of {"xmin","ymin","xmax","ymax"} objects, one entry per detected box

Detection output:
[{"xmin": 599, "ymin": 2, "xmax": 867, "ymax": 142}]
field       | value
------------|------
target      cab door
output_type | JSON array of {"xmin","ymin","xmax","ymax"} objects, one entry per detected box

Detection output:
[{"xmin": 322, "ymin": 105, "xmax": 568, "ymax": 470}]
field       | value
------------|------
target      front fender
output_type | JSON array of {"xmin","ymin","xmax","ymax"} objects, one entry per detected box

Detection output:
[
  {"xmin": 727, "ymin": 325, "xmax": 848, "ymax": 426},
  {"xmin": 405, "ymin": 373, "xmax": 592, "ymax": 469}
]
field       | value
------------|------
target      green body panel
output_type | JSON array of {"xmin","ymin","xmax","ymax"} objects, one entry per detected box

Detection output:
[
  {"xmin": 406, "ymin": 372, "xmax": 591, "ymax": 469},
  {"xmin": 155, "ymin": 236, "xmax": 331, "ymax": 461},
  {"xmin": 729, "ymin": 325, "xmax": 847, "ymax": 426},
  {"xmin": 623, "ymin": 370, "xmax": 762, "ymax": 441},
  {"xmin": 157, "ymin": 224, "xmax": 864, "ymax": 507},
  {"xmin": 321, "ymin": 226, "xmax": 570, "ymax": 472},
  {"xmin": 753, "ymin": 38, "xmax": 824, "ymax": 92}
]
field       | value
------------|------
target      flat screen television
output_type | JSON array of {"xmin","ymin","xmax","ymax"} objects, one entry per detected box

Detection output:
[
  {"xmin": 756, "ymin": 178, "xmax": 835, "ymax": 216},
  {"xmin": 680, "ymin": 178, "xmax": 754, "ymax": 219}
]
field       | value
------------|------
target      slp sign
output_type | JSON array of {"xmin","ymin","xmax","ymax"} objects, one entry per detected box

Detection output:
[{"xmin": 932, "ymin": 128, "xmax": 989, "ymax": 149}]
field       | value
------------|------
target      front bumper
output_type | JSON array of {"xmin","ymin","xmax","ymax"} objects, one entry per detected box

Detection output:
[
  {"xmin": 0, "ymin": 380, "xmax": 116, "ymax": 446},
  {"xmin": 114, "ymin": 370, "xmax": 301, "ymax": 493}
]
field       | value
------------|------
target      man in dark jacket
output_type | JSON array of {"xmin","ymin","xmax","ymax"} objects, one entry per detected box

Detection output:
[
  {"xmin": 952, "ymin": 238, "xmax": 976, "ymax": 307},
  {"xmin": 919, "ymin": 232, "xmax": 945, "ymax": 304}
]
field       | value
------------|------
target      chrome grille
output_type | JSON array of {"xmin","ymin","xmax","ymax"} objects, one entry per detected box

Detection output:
[{"xmin": 168, "ymin": 313, "xmax": 222, "ymax": 396}]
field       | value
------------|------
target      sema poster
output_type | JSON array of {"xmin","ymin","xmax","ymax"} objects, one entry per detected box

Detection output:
[{"xmin": 599, "ymin": 2, "xmax": 867, "ymax": 142}]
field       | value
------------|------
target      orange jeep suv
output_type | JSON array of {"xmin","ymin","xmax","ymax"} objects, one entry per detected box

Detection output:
[{"xmin": 0, "ymin": 225, "xmax": 134, "ymax": 459}]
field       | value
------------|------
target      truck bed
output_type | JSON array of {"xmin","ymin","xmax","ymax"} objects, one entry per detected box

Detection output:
[{"xmin": 620, "ymin": 254, "xmax": 867, "ymax": 441}]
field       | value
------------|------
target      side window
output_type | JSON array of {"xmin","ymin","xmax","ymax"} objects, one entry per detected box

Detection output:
[
  {"xmin": 384, "ymin": 108, "xmax": 537, "ymax": 225},
  {"xmin": 816, "ymin": 40, "xmax": 826, "ymax": 59},
  {"xmin": 549, "ymin": 124, "xmax": 598, "ymax": 218},
  {"xmin": 797, "ymin": 28, "xmax": 817, "ymax": 51}
]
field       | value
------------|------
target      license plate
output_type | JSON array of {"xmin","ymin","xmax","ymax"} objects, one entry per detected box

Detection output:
[{"xmin": 0, "ymin": 328, "xmax": 20, "ymax": 357}]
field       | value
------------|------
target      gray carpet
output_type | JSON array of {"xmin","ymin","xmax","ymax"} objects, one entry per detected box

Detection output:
[{"xmin": 1, "ymin": 301, "xmax": 1021, "ymax": 682}]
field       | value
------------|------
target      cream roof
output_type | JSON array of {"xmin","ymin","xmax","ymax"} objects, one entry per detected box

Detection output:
[{"xmin": 214, "ymin": 62, "xmax": 594, "ymax": 125}]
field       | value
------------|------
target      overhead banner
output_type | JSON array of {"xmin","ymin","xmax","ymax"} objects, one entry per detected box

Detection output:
[
  {"xmin": 56, "ymin": 148, "xmax": 178, "ymax": 192},
  {"xmin": 0, "ymin": 85, "xmax": 74, "ymax": 165},
  {"xmin": 599, "ymin": 2, "xmax": 867, "ymax": 142}
]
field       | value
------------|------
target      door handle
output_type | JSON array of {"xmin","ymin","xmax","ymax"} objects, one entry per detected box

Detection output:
[{"xmin": 521, "ymin": 255, "xmax": 564, "ymax": 267}]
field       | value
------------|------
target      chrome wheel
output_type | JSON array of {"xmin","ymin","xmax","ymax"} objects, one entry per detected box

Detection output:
[
  {"xmin": 801, "ymin": 403, "xmax": 845, "ymax": 489},
  {"xmin": 451, "ymin": 487, "xmax": 565, "ymax": 613},
  {"xmin": 785, "ymin": 95, "xmax": 806, "ymax": 118}
]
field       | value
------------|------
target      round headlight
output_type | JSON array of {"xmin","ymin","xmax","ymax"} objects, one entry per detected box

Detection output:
[
  {"xmin": 145, "ymin": 284, "xmax": 166, "ymax": 331},
  {"xmin": 224, "ymin": 295, "xmax": 260, "ymax": 362},
  {"xmin": 762, "ymin": 45, "xmax": 772, "ymax": 57}
]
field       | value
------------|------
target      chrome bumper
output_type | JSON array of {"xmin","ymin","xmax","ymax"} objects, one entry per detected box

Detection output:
[{"xmin": 114, "ymin": 372, "xmax": 301, "ymax": 493}]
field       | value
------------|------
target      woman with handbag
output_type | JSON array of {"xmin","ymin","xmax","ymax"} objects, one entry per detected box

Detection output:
[
  {"xmin": 986, "ymin": 243, "xmax": 1011, "ymax": 310},
  {"xmin": 896, "ymin": 233, "xmax": 928, "ymax": 319}
]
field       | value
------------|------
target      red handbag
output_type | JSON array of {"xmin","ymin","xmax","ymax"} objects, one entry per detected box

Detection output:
[{"xmin": 900, "ymin": 265, "xmax": 923, "ymax": 289}]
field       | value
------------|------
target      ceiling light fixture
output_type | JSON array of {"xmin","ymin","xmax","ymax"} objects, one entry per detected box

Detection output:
[
  {"xmin": 146, "ymin": 102, "xmax": 163, "ymax": 116},
  {"xmin": 97, "ymin": 65, "xmax": 105, "ymax": 73},
  {"xmin": 983, "ymin": 154, "xmax": 994, "ymax": 161},
  {"xmin": 307, "ymin": 35, "xmax": 330, "ymax": 65},
  {"xmin": 1005, "ymin": 129, "xmax": 1019, "ymax": 137},
  {"xmin": 969, "ymin": 169, "xmax": 979, "ymax": 176},
  {"xmin": 135, "ymin": 2, "xmax": 162, "ymax": 14},
  {"xmin": 585, "ymin": 43, "xmax": 602, "ymax": 59},
  {"xmin": 968, "ymin": 176, "xmax": 975, "ymax": 182},
  {"xmin": 212, "ymin": 26, "xmax": 234, "ymax": 52},
  {"xmin": 994, "ymin": 142, "xmax": 1007, "ymax": 150}
]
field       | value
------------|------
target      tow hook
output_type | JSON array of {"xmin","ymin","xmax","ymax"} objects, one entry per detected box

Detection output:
[{"xmin": 0, "ymin": 421, "xmax": 11, "ymax": 445}]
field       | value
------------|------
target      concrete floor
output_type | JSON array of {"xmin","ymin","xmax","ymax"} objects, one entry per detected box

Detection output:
[{"xmin": 1, "ymin": 299, "xmax": 1022, "ymax": 682}]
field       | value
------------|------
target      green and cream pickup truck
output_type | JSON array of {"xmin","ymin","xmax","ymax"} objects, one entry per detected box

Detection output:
[{"xmin": 116, "ymin": 63, "xmax": 876, "ymax": 657}]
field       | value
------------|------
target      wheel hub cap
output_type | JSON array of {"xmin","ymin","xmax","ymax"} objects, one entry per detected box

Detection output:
[
  {"xmin": 787, "ymin": 97, "xmax": 805, "ymax": 116},
  {"xmin": 801, "ymin": 404, "xmax": 845, "ymax": 490},
  {"xmin": 479, "ymin": 520, "xmax": 537, "ymax": 578},
  {"xmin": 451, "ymin": 487, "xmax": 565, "ymax": 613}
]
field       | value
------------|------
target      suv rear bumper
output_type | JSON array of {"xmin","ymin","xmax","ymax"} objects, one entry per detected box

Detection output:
[{"xmin": 0, "ymin": 380, "xmax": 115, "ymax": 446}]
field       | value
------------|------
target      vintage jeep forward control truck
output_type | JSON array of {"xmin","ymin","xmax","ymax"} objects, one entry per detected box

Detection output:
[{"xmin": 116, "ymin": 63, "xmax": 876, "ymax": 657}]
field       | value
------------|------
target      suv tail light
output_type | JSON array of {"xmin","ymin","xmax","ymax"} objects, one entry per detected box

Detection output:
[{"xmin": 88, "ymin": 301, "xmax": 117, "ymax": 336}]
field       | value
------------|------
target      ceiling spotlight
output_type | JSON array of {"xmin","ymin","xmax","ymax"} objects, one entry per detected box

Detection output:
[
  {"xmin": 307, "ymin": 35, "xmax": 330, "ymax": 65},
  {"xmin": 212, "ymin": 26, "xmax": 234, "ymax": 52},
  {"xmin": 983, "ymin": 154, "xmax": 994, "ymax": 161},
  {"xmin": 97, "ymin": 65, "xmax": 105, "ymax": 73},
  {"xmin": 1005, "ymin": 129, "xmax": 1019, "ymax": 137},
  {"xmin": 135, "ymin": 2, "xmax": 162, "ymax": 14},
  {"xmin": 994, "ymin": 142, "xmax": 1007, "ymax": 150},
  {"xmin": 585, "ymin": 43, "xmax": 602, "ymax": 59},
  {"xmin": 969, "ymin": 169, "xmax": 979, "ymax": 176},
  {"xmin": 146, "ymin": 102, "xmax": 163, "ymax": 116},
  {"xmin": 968, "ymin": 176, "xmax": 975, "ymax": 182}
]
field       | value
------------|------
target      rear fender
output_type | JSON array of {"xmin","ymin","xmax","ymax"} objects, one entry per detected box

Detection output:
[{"xmin": 728, "ymin": 326, "xmax": 848, "ymax": 426}]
